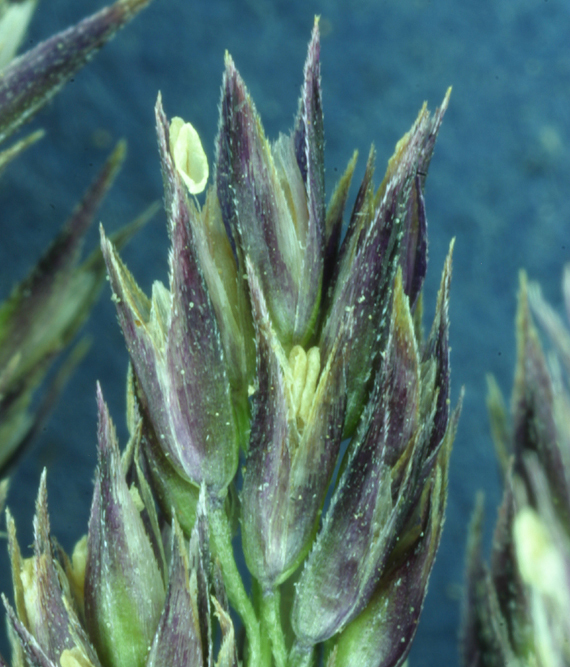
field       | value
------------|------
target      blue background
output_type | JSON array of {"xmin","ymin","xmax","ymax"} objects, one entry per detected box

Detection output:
[{"xmin": 1, "ymin": 0, "xmax": 570, "ymax": 665}]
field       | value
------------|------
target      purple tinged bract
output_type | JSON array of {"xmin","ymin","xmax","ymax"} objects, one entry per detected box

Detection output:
[
  {"xmin": 291, "ymin": 243, "xmax": 458, "ymax": 652},
  {"xmin": 241, "ymin": 259, "xmax": 347, "ymax": 590},
  {"xmin": 84, "ymin": 385, "xmax": 165, "ymax": 667},
  {"xmin": 100, "ymin": 102, "xmax": 241, "ymax": 494},
  {"xmin": 216, "ymin": 20, "xmax": 325, "ymax": 350}
]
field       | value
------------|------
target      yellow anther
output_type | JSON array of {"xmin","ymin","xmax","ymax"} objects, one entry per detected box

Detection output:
[
  {"xmin": 288, "ymin": 345, "xmax": 321, "ymax": 426},
  {"xmin": 60, "ymin": 648, "xmax": 95, "ymax": 667},
  {"xmin": 514, "ymin": 507, "xmax": 566, "ymax": 605},
  {"xmin": 299, "ymin": 347, "xmax": 320, "ymax": 425},
  {"xmin": 289, "ymin": 345, "xmax": 307, "ymax": 416},
  {"xmin": 169, "ymin": 117, "xmax": 209, "ymax": 195}
]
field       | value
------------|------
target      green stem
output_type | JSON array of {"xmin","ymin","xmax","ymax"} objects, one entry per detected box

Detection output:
[
  {"xmin": 208, "ymin": 500, "xmax": 265, "ymax": 667},
  {"xmin": 289, "ymin": 639, "xmax": 316, "ymax": 667},
  {"xmin": 261, "ymin": 589, "xmax": 287, "ymax": 667},
  {"xmin": 253, "ymin": 579, "xmax": 273, "ymax": 667}
]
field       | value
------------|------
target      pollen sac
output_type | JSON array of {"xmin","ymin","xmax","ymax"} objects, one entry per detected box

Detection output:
[{"xmin": 169, "ymin": 116, "xmax": 209, "ymax": 195}]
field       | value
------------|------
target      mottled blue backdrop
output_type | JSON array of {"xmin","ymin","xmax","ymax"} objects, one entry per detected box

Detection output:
[{"xmin": 1, "ymin": 0, "xmax": 569, "ymax": 665}]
